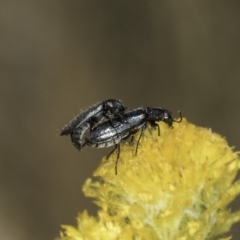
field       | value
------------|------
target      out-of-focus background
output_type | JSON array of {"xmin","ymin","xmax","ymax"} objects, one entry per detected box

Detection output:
[{"xmin": 1, "ymin": 1, "xmax": 240, "ymax": 239}]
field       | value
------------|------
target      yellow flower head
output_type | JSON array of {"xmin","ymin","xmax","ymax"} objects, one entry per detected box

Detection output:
[{"xmin": 60, "ymin": 119, "xmax": 240, "ymax": 240}]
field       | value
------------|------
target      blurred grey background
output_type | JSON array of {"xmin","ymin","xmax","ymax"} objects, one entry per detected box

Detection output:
[{"xmin": 1, "ymin": 1, "xmax": 240, "ymax": 239}]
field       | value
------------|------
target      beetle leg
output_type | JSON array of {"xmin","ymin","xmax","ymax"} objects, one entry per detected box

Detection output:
[
  {"xmin": 115, "ymin": 144, "xmax": 120, "ymax": 175},
  {"xmin": 129, "ymin": 135, "xmax": 134, "ymax": 145},
  {"xmin": 106, "ymin": 144, "xmax": 117, "ymax": 159},
  {"xmin": 150, "ymin": 121, "xmax": 160, "ymax": 136},
  {"xmin": 135, "ymin": 124, "xmax": 146, "ymax": 155}
]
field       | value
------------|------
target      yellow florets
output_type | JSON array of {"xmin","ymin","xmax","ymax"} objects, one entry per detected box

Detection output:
[{"xmin": 60, "ymin": 119, "xmax": 240, "ymax": 240}]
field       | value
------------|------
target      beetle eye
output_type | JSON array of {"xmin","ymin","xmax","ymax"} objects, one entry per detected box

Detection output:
[{"xmin": 164, "ymin": 112, "xmax": 169, "ymax": 119}]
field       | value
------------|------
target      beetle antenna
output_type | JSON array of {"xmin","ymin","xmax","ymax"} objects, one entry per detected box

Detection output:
[{"xmin": 173, "ymin": 111, "xmax": 182, "ymax": 123}]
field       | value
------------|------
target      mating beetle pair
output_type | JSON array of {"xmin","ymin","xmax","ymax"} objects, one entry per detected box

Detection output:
[
  {"xmin": 60, "ymin": 99, "xmax": 126, "ymax": 150},
  {"xmin": 60, "ymin": 99, "xmax": 182, "ymax": 174}
]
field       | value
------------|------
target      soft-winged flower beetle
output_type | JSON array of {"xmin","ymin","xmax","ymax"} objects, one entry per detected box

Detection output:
[
  {"xmin": 82, "ymin": 107, "xmax": 182, "ymax": 174},
  {"xmin": 60, "ymin": 99, "xmax": 127, "ymax": 150}
]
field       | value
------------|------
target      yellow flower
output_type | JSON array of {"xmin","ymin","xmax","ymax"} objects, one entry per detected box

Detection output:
[{"xmin": 60, "ymin": 119, "xmax": 240, "ymax": 240}]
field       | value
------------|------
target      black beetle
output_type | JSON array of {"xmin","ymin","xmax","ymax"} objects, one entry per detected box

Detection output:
[
  {"xmin": 82, "ymin": 107, "xmax": 182, "ymax": 174},
  {"xmin": 60, "ymin": 99, "xmax": 127, "ymax": 150}
]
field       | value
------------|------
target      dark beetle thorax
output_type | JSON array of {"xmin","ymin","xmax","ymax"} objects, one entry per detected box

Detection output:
[{"xmin": 103, "ymin": 99, "xmax": 126, "ymax": 116}]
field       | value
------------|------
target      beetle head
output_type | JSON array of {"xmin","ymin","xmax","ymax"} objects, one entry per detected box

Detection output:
[
  {"xmin": 149, "ymin": 108, "xmax": 182, "ymax": 127},
  {"xmin": 106, "ymin": 99, "xmax": 127, "ymax": 116}
]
